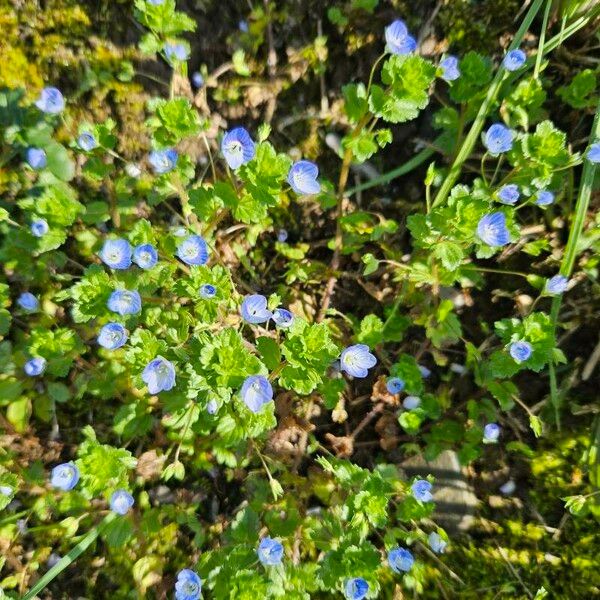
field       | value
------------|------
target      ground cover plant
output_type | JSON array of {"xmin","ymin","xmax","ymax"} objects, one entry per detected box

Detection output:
[{"xmin": 0, "ymin": 0, "xmax": 599, "ymax": 598}]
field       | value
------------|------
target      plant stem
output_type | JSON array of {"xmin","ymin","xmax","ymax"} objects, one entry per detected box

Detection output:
[
  {"xmin": 534, "ymin": 0, "xmax": 553, "ymax": 79},
  {"xmin": 21, "ymin": 512, "xmax": 116, "ymax": 600},
  {"xmin": 548, "ymin": 99, "xmax": 600, "ymax": 429},
  {"xmin": 431, "ymin": 0, "xmax": 545, "ymax": 209}
]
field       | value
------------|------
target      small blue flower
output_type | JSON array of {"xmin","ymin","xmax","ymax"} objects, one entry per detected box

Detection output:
[
  {"xmin": 199, "ymin": 284, "xmax": 217, "ymax": 299},
  {"xmin": 97, "ymin": 323, "xmax": 128, "ymax": 350},
  {"xmin": 503, "ymin": 49, "xmax": 526, "ymax": 71},
  {"xmin": 587, "ymin": 142, "xmax": 600, "ymax": 163},
  {"xmin": 142, "ymin": 356, "xmax": 176, "ymax": 394},
  {"xmin": 535, "ymin": 190, "xmax": 554, "ymax": 206},
  {"xmin": 176, "ymin": 235, "xmax": 209, "ymax": 266},
  {"xmin": 175, "ymin": 569, "xmax": 202, "ymax": 600},
  {"xmin": 192, "ymin": 72, "xmax": 204, "ymax": 89},
  {"xmin": 77, "ymin": 132, "xmax": 98, "ymax": 152},
  {"xmin": 546, "ymin": 275, "xmax": 568, "ymax": 295},
  {"xmin": 206, "ymin": 398, "xmax": 218, "ymax": 414},
  {"xmin": 110, "ymin": 489, "xmax": 134, "ymax": 515},
  {"xmin": 509, "ymin": 340, "xmax": 532, "ymax": 363},
  {"xmin": 272, "ymin": 308, "xmax": 294, "ymax": 327},
  {"xmin": 239, "ymin": 20, "xmax": 249, "ymax": 32},
  {"xmin": 477, "ymin": 212, "xmax": 510, "ymax": 247},
  {"xmin": 484, "ymin": 123, "xmax": 514, "ymax": 154},
  {"xmin": 240, "ymin": 294, "xmax": 272, "ymax": 324},
  {"xmin": 17, "ymin": 292, "xmax": 39, "ymax": 312},
  {"xmin": 30, "ymin": 219, "xmax": 49, "ymax": 237},
  {"xmin": 403, "ymin": 395, "xmax": 421, "ymax": 410},
  {"xmin": 35, "ymin": 87, "xmax": 64, "ymax": 114},
  {"xmin": 440, "ymin": 55, "xmax": 460, "ymax": 81},
  {"xmin": 385, "ymin": 20, "xmax": 417, "ymax": 55},
  {"xmin": 26, "ymin": 148, "xmax": 47, "ymax": 170},
  {"xmin": 149, "ymin": 149, "xmax": 178, "ymax": 174},
  {"xmin": 483, "ymin": 422, "xmax": 501, "ymax": 443},
  {"xmin": 287, "ymin": 161, "xmax": 321, "ymax": 195},
  {"xmin": 344, "ymin": 577, "xmax": 369, "ymax": 600},
  {"xmin": 257, "ymin": 537, "xmax": 283, "ymax": 566},
  {"xmin": 24, "ymin": 357, "xmax": 46, "ymax": 376},
  {"xmin": 386, "ymin": 377, "xmax": 405, "ymax": 394},
  {"xmin": 241, "ymin": 375, "xmax": 273, "ymax": 413},
  {"xmin": 164, "ymin": 43, "xmax": 189, "ymax": 63},
  {"xmin": 107, "ymin": 290, "xmax": 142, "ymax": 316},
  {"xmin": 0, "ymin": 485, "xmax": 12, "ymax": 497},
  {"xmin": 412, "ymin": 479, "xmax": 433, "ymax": 502},
  {"xmin": 133, "ymin": 244, "xmax": 158, "ymax": 269},
  {"xmin": 147, "ymin": 0, "xmax": 164, "ymax": 4},
  {"xmin": 497, "ymin": 184, "xmax": 520, "ymax": 205},
  {"xmin": 428, "ymin": 532, "xmax": 447, "ymax": 554},
  {"xmin": 277, "ymin": 229, "xmax": 288, "ymax": 243},
  {"xmin": 125, "ymin": 163, "xmax": 142, "ymax": 178},
  {"xmin": 221, "ymin": 127, "xmax": 255, "ymax": 169},
  {"xmin": 388, "ymin": 547, "xmax": 414, "ymax": 573},
  {"xmin": 340, "ymin": 344, "xmax": 377, "ymax": 378},
  {"xmin": 50, "ymin": 462, "xmax": 80, "ymax": 491},
  {"xmin": 100, "ymin": 238, "xmax": 132, "ymax": 270},
  {"xmin": 418, "ymin": 364, "xmax": 431, "ymax": 378}
]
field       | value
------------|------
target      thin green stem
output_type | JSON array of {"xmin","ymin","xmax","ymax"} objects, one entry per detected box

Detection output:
[
  {"xmin": 431, "ymin": 0, "xmax": 545, "ymax": 209},
  {"xmin": 548, "ymin": 99, "xmax": 600, "ymax": 429},
  {"xmin": 534, "ymin": 0, "xmax": 553, "ymax": 79},
  {"xmin": 21, "ymin": 512, "xmax": 116, "ymax": 600}
]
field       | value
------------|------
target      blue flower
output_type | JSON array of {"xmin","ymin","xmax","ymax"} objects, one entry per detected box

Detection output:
[
  {"xmin": 503, "ymin": 49, "xmax": 526, "ymax": 71},
  {"xmin": 30, "ymin": 219, "xmax": 49, "ymax": 237},
  {"xmin": 340, "ymin": 344, "xmax": 377, "ymax": 378},
  {"xmin": 257, "ymin": 537, "xmax": 283, "ymax": 566},
  {"xmin": 272, "ymin": 308, "xmax": 294, "ymax": 327},
  {"xmin": 403, "ymin": 395, "xmax": 421, "ymax": 410},
  {"xmin": 287, "ymin": 161, "xmax": 321, "ymax": 195},
  {"xmin": 587, "ymin": 142, "xmax": 600, "ymax": 163},
  {"xmin": 97, "ymin": 323, "xmax": 128, "ymax": 350},
  {"xmin": 24, "ymin": 357, "xmax": 46, "ymax": 377},
  {"xmin": 509, "ymin": 340, "xmax": 532, "ymax": 363},
  {"xmin": 175, "ymin": 569, "xmax": 202, "ymax": 600},
  {"xmin": 344, "ymin": 577, "xmax": 369, "ymax": 600},
  {"xmin": 277, "ymin": 229, "xmax": 288, "ymax": 243},
  {"xmin": 239, "ymin": 20, "xmax": 249, "ymax": 32},
  {"xmin": 147, "ymin": 0, "xmax": 164, "ymax": 4},
  {"xmin": 142, "ymin": 356, "xmax": 176, "ymax": 394},
  {"xmin": 78, "ymin": 132, "xmax": 98, "ymax": 152},
  {"xmin": 386, "ymin": 377, "xmax": 405, "ymax": 394},
  {"xmin": 412, "ymin": 479, "xmax": 433, "ymax": 502},
  {"xmin": 200, "ymin": 284, "xmax": 217, "ymax": 299},
  {"xmin": 241, "ymin": 375, "xmax": 273, "ymax": 413},
  {"xmin": 0, "ymin": 485, "xmax": 12, "ymax": 497},
  {"xmin": 240, "ymin": 294, "xmax": 272, "ymax": 324},
  {"xmin": 428, "ymin": 532, "xmax": 447, "ymax": 554},
  {"xmin": 483, "ymin": 422, "xmax": 501, "ymax": 443},
  {"xmin": 100, "ymin": 238, "xmax": 132, "ymax": 270},
  {"xmin": 164, "ymin": 43, "xmax": 189, "ymax": 63},
  {"xmin": 50, "ymin": 462, "xmax": 80, "ymax": 491},
  {"xmin": 477, "ymin": 212, "xmax": 510, "ymax": 247},
  {"xmin": 17, "ymin": 292, "xmax": 39, "ymax": 312},
  {"xmin": 26, "ymin": 148, "xmax": 47, "ymax": 170},
  {"xmin": 192, "ymin": 72, "xmax": 204, "ymax": 89},
  {"xmin": 35, "ymin": 87, "xmax": 64, "ymax": 114},
  {"xmin": 133, "ymin": 244, "xmax": 158, "ymax": 269},
  {"xmin": 110, "ymin": 489, "xmax": 134, "ymax": 515},
  {"xmin": 535, "ymin": 190, "xmax": 554, "ymax": 206},
  {"xmin": 484, "ymin": 123, "xmax": 514, "ymax": 154},
  {"xmin": 388, "ymin": 547, "xmax": 414, "ymax": 573},
  {"xmin": 107, "ymin": 290, "xmax": 142, "ymax": 316},
  {"xmin": 126, "ymin": 163, "xmax": 142, "ymax": 178},
  {"xmin": 221, "ymin": 127, "xmax": 255, "ymax": 169},
  {"xmin": 440, "ymin": 55, "xmax": 460, "ymax": 81},
  {"xmin": 176, "ymin": 235, "xmax": 209, "ymax": 266},
  {"xmin": 418, "ymin": 364, "xmax": 431, "ymax": 378},
  {"xmin": 497, "ymin": 184, "xmax": 520, "ymax": 205},
  {"xmin": 546, "ymin": 275, "xmax": 568, "ymax": 295},
  {"xmin": 149, "ymin": 149, "xmax": 178, "ymax": 174},
  {"xmin": 385, "ymin": 20, "xmax": 417, "ymax": 55},
  {"xmin": 206, "ymin": 398, "xmax": 218, "ymax": 414}
]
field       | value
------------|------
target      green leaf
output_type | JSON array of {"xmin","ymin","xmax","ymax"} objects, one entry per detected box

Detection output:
[
  {"xmin": 343, "ymin": 83, "xmax": 368, "ymax": 123},
  {"xmin": 44, "ymin": 142, "xmax": 75, "ymax": 181},
  {"xmin": 256, "ymin": 337, "xmax": 281, "ymax": 371},
  {"xmin": 557, "ymin": 69, "xmax": 597, "ymax": 109},
  {"xmin": 433, "ymin": 241, "xmax": 464, "ymax": 271}
]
